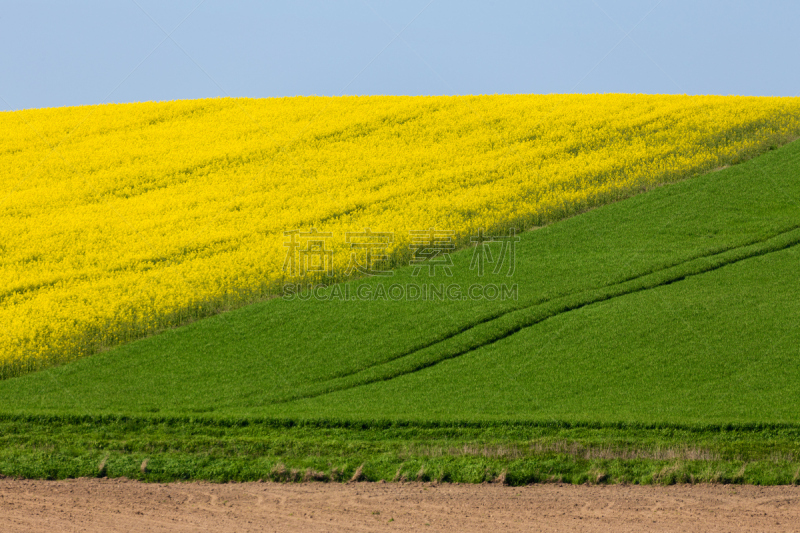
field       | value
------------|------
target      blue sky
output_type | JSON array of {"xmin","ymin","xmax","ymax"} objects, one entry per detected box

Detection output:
[{"xmin": 1, "ymin": 0, "xmax": 798, "ymax": 110}]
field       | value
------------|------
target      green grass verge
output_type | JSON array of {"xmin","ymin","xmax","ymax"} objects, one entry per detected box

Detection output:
[{"xmin": 2, "ymin": 415, "xmax": 800, "ymax": 485}]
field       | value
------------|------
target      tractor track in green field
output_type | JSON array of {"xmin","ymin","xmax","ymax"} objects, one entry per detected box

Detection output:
[
  {"xmin": 315, "ymin": 222, "xmax": 800, "ymax": 385},
  {"xmin": 276, "ymin": 223, "xmax": 800, "ymax": 405}
]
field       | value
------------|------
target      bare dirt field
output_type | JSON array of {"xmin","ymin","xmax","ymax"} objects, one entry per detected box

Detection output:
[{"xmin": 1, "ymin": 477, "xmax": 799, "ymax": 532}]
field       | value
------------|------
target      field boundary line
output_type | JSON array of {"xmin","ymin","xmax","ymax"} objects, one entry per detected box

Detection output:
[{"xmin": 5, "ymin": 410, "xmax": 800, "ymax": 434}]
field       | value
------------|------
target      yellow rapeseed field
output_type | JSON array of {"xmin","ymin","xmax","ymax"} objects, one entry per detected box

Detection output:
[{"xmin": 2, "ymin": 94, "xmax": 799, "ymax": 377}]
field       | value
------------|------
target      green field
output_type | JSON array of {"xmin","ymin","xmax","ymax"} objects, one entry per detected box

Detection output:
[{"xmin": 2, "ymin": 140, "xmax": 800, "ymax": 484}]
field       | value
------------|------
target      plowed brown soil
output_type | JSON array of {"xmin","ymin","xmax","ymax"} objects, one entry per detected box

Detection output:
[{"xmin": 1, "ymin": 478, "xmax": 799, "ymax": 532}]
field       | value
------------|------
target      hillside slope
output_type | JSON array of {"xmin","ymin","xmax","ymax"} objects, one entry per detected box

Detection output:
[{"xmin": 3, "ymin": 95, "xmax": 800, "ymax": 377}]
